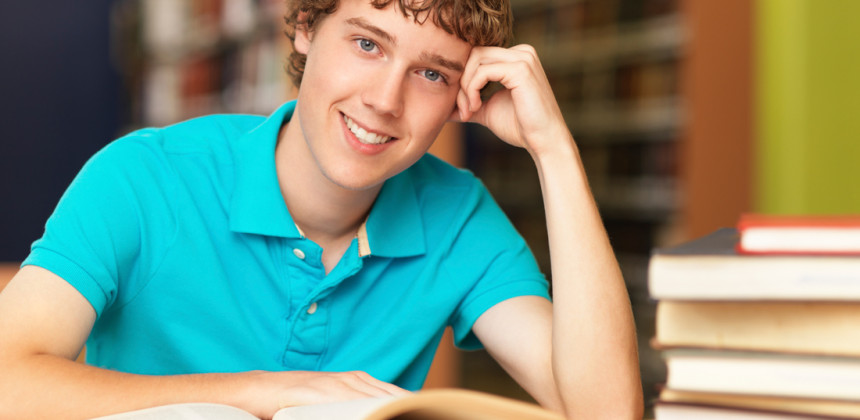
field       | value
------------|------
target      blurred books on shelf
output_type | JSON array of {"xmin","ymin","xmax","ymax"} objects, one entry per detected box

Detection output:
[
  {"xmin": 648, "ymin": 220, "xmax": 860, "ymax": 419},
  {"xmin": 505, "ymin": 0, "xmax": 684, "ymax": 227},
  {"xmin": 115, "ymin": 0, "xmax": 291, "ymax": 130},
  {"xmin": 738, "ymin": 213, "xmax": 860, "ymax": 255}
]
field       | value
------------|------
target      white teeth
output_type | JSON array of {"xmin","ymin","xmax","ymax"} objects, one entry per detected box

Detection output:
[{"xmin": 344, "ymin": 115, "xmax": 392, "ymax": 145}]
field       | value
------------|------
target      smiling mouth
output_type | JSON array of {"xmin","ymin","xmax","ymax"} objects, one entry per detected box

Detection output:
[{"xmin": 343, "ymin": 114, "xmax": 394, "ymax": 145}]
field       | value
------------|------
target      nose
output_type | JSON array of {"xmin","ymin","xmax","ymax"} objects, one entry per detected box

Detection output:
[{"xmin": 361, "ymin": 65, "xmax": 405, "ymax": 117}]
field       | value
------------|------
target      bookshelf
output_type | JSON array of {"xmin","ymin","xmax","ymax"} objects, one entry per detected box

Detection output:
[
  {"xmin": 467, "ymin": 0, "xmax": 686, "ymax": 267},
  {"xmin": 112, "ymin": 0, "xmax": 292, "ymax": 130}
]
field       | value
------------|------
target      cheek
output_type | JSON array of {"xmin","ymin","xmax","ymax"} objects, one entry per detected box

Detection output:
[
  {"xmin": 406, "ymin": 105, "xmax": 451, "ymax": 150},
  {"xmin": 303, "ymin": 47, "xmax": 368, "ymax": 96},
  {"xmin": 408, "ymin": 88, "xmax": 458, "ymax": 129}
]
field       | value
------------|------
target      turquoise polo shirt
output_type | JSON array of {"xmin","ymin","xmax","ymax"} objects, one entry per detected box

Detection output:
[{"xmin": 23, "ymin": 101, "xmax": 550, "ymax": 389}]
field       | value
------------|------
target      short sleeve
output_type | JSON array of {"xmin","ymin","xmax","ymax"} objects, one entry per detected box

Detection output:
[
  {"xmin": 445, "ymin": 182, "xmax": 551, "ymax": 350},
  {"xmin": 22, "ymin": 134, "xmax": 173, "ymax": 316}
]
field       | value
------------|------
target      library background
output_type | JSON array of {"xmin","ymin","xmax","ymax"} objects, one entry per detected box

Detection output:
[{"xmin": 1, "ymin": 0, "xmax": 859, "ymax": 417}]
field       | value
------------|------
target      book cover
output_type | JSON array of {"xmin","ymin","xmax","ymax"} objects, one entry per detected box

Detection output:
[
  {"xmin": 738, "ymin": 214, "xmax": 860, "ymax": 255},
  {"xmin": 648, "ymin": 228, "xmax": 860, "ymax": 300},
  {"xmin": 654, "ymin": 300, "xmax": 860, "ymax": 357}
]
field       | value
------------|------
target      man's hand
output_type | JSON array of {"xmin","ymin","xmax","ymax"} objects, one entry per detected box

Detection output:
[
  {"xmin": 235, "ymin": 370, "xmax": 409, "ymax": 419},
  {"xmin": 453, "ymin": 44, "xmax": 570, "ymax": 158}
]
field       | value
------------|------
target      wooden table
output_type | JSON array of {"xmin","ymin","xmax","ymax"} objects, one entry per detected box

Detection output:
[{"xmin": 0, "ymin": 262, "xmax": 18, "ymax": 291}]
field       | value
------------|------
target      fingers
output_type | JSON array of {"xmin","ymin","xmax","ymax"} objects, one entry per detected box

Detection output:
[
  {"xmin": 275, "ymin": 370, "xmax": 409, "ymax": 409},
  {"xmin": 459, "ymin": 44, "xmax": 543, "ymax": 117},
  {"xmin": 454, "ymin": 89, "xmax": 470, "ymax": 122},
  {"xmin": 340, "ymin": 371, "xmax": 410, "ymax": 397}
]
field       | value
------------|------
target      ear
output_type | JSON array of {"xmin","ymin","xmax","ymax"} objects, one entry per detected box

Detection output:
[{"xmin": 294, "ymin": 12, "xmax": 313, "ymax": 54}]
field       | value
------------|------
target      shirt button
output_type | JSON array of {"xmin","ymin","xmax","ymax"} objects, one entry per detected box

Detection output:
[
  {"xmin": 307, "ymin": 302, "xmax": 318, "ymax": 315},
  {"xmin": 292, "ymin": 248, "xmax": 306, "ymax": 260}
]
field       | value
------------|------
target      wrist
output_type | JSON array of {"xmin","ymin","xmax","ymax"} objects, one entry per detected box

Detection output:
[
  {"xmin": 528, "ymin": 127, "xmax": 579, "ymax": 168},
  {"xmin": 216, "ymin": 371, "xmax": 275, "ymax": 416}
]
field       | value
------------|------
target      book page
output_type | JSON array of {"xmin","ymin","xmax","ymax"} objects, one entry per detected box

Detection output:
[
  {"xmin": 91, "ymin": 403, "xmax": 259, "ymax": 420},
  {"xmin": 273, "ymin": 390, "xmax": 565, "ymax": 420},
  {"xmin": 274, "ymin": 395, "xmax": 404, "ymax": 420}
]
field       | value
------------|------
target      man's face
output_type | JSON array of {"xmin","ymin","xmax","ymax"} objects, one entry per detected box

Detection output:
[{"xmin": 291, "ymin": 0, "xmax": 472, "ymax": 191}]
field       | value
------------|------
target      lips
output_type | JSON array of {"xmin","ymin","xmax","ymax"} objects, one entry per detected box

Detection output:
[{"xmin": 343, "ymin": 114, "xmax": 395, "ymax": 145}]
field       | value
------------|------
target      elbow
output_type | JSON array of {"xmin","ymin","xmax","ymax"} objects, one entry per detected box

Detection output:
[
  {"xmin": 559, "ymin": 388, "xmax": 644, "ymax": 420},
  {"xmin": 562, "ymin": 404, "xmax": 643, "ymax": 420},
  {"xmin": 629, "ymin": 396, "xmax": 645, "ymax": 420},
  {"xmin": 611, "ymin": 382, "xmax": 645, "ymax": 420}
]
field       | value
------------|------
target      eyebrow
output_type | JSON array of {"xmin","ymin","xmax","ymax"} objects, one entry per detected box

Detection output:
[
  {"xmin": 420, "ymin": 51, "xmax": 465, "ymax": 73},
  {"xmin": 346, "ymin": 17, "xmax": 396, "ymax": 46},
  {"xmin": 346, "ymin": 17, "xmax": 466, "ymax": 74}
]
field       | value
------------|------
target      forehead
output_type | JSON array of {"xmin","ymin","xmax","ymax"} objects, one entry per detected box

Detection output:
[
  {"xmin": 319, "ymin": 0, "xmax": 473, "ymax": 60},
  {"xmin": 324, "ymin": 0, "xmax": 468, "ymax": 44}
]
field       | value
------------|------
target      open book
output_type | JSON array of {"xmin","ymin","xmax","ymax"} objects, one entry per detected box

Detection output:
[{"xmin": 92, "ymin": 389, "xmax": 565, "ymax": 420}]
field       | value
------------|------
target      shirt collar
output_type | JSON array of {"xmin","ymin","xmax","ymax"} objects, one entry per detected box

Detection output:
[
  {"xmin": 230, "ymin": 101, "xmax": 302, "ymax": 238},
  {"xmin": 229, "ymin": 100, "xmax": 426, "ymax": 258}
]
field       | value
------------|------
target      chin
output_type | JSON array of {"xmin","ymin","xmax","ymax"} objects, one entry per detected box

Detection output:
[{"xmin": 323, "ymin": 168, "xmax": 388, "ymax": 192}]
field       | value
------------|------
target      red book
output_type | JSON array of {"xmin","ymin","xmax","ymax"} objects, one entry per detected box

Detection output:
[{"xmin": 738, "ymin": 214, "xmax": 860, "ymax": 255}]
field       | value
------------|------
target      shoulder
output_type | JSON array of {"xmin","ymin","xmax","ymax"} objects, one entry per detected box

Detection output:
[
  {"xmin": 405, "ymin": 154, "xmax": 495, "ymax": 225},
  {"xmin": 89, "ymin": 114, "xmax": 266, "ymax": 174},
  {"xmin": 137, "ymin": 113, "xmax": 265, "ymax": 156},
  {"xmin": 403, "ymin": 154, "xmax": 510, "ymax": 240}
]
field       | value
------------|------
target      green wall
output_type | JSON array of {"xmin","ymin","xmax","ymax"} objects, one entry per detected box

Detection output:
[{"xmin": 756, "ymin": 0, "xmax": 860, "ymax": 214}]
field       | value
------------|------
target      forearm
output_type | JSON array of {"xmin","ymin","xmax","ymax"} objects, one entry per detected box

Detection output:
[
  {"xmin": 0, "ymin": 352, "xmax": 408, "ymax": 420},
  {"xmin": 532, "ymin": 132, "xmax": 643, "ymax": 419},
  {"xmin": 0, "ymin": 354, "xmax": 249, "ymax": 420}
]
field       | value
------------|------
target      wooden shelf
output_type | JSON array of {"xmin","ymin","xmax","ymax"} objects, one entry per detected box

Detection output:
[
  {"xmin": 566, "ymin": 96, "xmax": 684, "ymax": 138},
  {"xmin": 541, "ymin": 14, "xmax": 685, "ymax": 71}
]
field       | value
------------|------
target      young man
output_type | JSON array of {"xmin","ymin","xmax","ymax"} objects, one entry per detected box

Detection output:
[{"xmin": 0, "ymin": 0, "xmax": 643, "ymax": 418}]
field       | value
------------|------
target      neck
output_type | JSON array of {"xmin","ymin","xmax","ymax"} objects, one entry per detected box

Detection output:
[{"xmin": 275, "ymin": 115, "xmax": 380, "ymax": 250}]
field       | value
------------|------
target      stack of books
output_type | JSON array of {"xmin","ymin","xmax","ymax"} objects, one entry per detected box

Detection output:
[{"xmin": 648, "ymin": 214, "xmax": 860, "ymax": 419}]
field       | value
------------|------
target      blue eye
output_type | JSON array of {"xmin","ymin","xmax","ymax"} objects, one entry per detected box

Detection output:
[
  {"xmin": 358, "ymin": 39, "xmax": 376, "ymax": 52},
  {"xmin": 420, "ymin": 70, "xmax": 446, "ymax": 84},
  {"xmin": 424, "ymin": 70, "xmax": 440, "ymax": 82}
]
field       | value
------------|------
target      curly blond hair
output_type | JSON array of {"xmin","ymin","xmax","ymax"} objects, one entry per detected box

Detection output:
[{"xmin": 284, "ymin": 0, "xmax": 513, "ymax": 86}]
